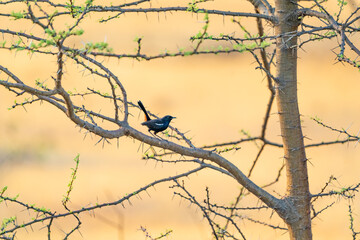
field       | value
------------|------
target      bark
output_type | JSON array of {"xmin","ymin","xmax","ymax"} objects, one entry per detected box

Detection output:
[{"xmin": 274, "ymin": 0, "xmax": 312, "ymax": 239}]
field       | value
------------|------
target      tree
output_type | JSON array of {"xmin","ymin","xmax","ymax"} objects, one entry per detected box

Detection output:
[{"xmin": 0, "ymin": 0, "xmax": 360, "ymax": 239}]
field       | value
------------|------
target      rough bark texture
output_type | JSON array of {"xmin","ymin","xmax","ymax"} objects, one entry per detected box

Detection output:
[{"xmin": 274, "ymin": 0, "xmax": 312, "ymax": 239}]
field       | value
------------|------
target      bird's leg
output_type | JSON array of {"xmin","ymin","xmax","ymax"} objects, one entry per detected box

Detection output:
[
  {"xmin": 153, "ymin": 131, "xmax": 166, "ymax": 140},
  {"xmin": 155, "ymin": 134, "xmax": 165, "ymax": 140},
  {"xmin": 149, "ymin": 130, "xmax": 162, "ymax": 140}
]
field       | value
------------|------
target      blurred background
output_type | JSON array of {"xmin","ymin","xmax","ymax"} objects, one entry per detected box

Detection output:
[{"xmin": 0, "ymin": 0, "xmax": 360, "ymax": 239}]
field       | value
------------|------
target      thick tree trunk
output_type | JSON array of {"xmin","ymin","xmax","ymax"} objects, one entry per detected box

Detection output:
[{"xmin": 274, "ymin": 0, "xmax": 312, "ymax": 239}]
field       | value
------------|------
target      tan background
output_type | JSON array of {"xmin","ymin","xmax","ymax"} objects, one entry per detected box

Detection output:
[{"xmin": 1, "ymin": 1, "xmax": 360, "ymax": 239}]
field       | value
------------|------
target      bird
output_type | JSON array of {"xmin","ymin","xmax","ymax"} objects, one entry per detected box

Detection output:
[{"xmin": 138, "ymin": 100, "xmax": 176, "ymax": 135}]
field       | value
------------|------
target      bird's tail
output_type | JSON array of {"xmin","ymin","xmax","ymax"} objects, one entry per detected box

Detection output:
[{"xmin": 138, "ymin": 100, "xmax": 151, "ymax": 121}]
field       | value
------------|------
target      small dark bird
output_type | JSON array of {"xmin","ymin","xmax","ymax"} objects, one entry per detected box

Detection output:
[{"xmin": 138, "ymin": 100, "xmax": 176, "ymax": 135}]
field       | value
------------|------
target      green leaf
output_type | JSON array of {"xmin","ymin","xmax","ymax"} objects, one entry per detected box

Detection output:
[
  {"xmin": 184, "ymin": 51, "xmax": 192, "ymax": 56},
  {"xmin": 45, "ymin": 28, "xmax": 56, "ymax": 36},
  {"xmin": 0, "ymin": 186, "xmax": 7, "ymax": 195},
  {"xmin": 260, "ymin": 41, "xmax": 271, "ymax": 48},
  {"xmin": 10, "ymin": 11, "xmax": 24, "ymax": 20}
]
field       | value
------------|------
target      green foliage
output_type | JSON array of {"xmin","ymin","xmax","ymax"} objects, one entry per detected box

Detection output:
[
  {"xmin": 310, "ymin": 30, "xmax": 336, "ymax": 41},
  {"xmin": 184, "ymin": 51, "xmax": 192, "ymax": 56},
  {"xmin": 84, "ymin": 41, "xmax": 113, "ymax": 53},
  {"xmin": 260, "ymin": 40, "xmax": 271, "ymax": 48},
  {"xmin": 62, "ymin": 154, "xmax": 80, "ymax": 206},
  {"xmin": 35, "ymin": 78, "xmax": 48, "ymax": 89},
  {"xmin": 337, "ymin": 0, "xmax": 347, "ymax": 6},
  {"xmin": 133, "ymin": 36, "xmax": 143, "ymax": 42},
  {"xmin": 233, "ymin": 43, "xmax": 246, "ymax": 52},
  {"xmin": 10, "ymin": 11, "xmax": 25, "ymax": 20},
  {"xmin": 73, "ymin": 29, "xmax": 85, "ymax": 36},
  {"xmin": 1, "ymin": 216, "xmax": 16, "ymax": 231},
  {"xmin": 45, "ymin": 28, "xmax": 56, "ymax": 37},
  {"xmin": 0, "ymin": 186, "xmax": 7, "ymax": 195},
  {"xmin": 10, "ymin": 194, "xmax": 19, "ymax": 201},
  {"xmin": 85, "ymin": 0, "xmax": 94, "ymax": 5},
  {"xmin": 240, "ymin": 129, "xmax": 251, "ymax": 138},
  {"xmin": 34, "ymin": 39, "xmax": 56, "ymax": 48},
  {"xmin": 65, "ymin": 0, "xmax": 94, "ymax": 17},
  {"xmin": 48, "ymin": 10, "xmax": 59, "ymax": 19},
  {"xmin": 187, "ymin": 1, "xmax": 199, "ymax": 12}
]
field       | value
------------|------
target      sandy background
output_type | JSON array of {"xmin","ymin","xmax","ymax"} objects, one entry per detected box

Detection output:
[{"xmin": 1, "ymin": 1, "xmax": 360, "ymax": 239}]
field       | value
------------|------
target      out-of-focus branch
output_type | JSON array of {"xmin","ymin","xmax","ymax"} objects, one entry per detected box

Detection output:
[
  {"xmin": 247, "ymin": 0, "xmax": 274, "ymax": 16},
  {"xmin": 0, "ymin": 166, "xmax": 205, "ymax": 237},
  {"xmin": 1, "ymin": 0, "xmax": 360, "ymax": 238},
  {"xmin": 298, "ymin": 7, "xmax": 360, "ymax": 61}
]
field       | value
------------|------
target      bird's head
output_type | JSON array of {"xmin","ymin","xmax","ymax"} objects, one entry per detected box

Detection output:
[{"xmin": 163, "ymin": 115, "xmax": 176, "ymax": 123}]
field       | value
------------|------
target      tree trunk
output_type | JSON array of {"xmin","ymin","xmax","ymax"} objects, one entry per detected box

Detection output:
[{"xmin": 274, "ymin": 0, "xmax": 312, "ymax": 239}]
